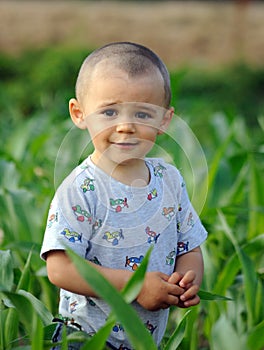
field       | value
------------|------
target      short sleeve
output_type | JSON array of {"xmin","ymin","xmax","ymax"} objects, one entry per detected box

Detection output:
[
  {"xmin": 40, "ymin": 176, "xmax": 93, "ymax": 260},
  {"xmin": 176, "ymin": 174, "xmax": 207, "ymax": 256}
]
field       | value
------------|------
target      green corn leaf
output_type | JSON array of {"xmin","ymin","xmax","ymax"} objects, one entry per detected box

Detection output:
[
  {"xmin": 248, "ymin": 155, "xmax": 264, "ymax": 239},
  {"xmin": 198, "ymin": 290, "xmax": 232, "ymax": 301},
  {"xmin": 211, "ymin": 314, "xmax": 247, "ymax": 350},
  {"xmin": 254, "ymin": 278, "xmax": 264, "ymax": 324},
  {"xmin": 247, "ymin": 320, "xmax": 264, "ymax": 350},
  {"xmin": 0, "ymin": 160, "xmax": 20, "ymax": 189},
  {"xmin": 2, "ymin": 290, "xmax": 53, "ymax": 338},
  {"xmin": 16, "ymin": 250, "xmax": 32, "ymax": 292},
  {"xmin": 207, "ymin": 125, "xmax": 234, "ymax": 194},
  {"xmin": 43, "ymin": 323, "xmax": 57, "ymax": 341},
  {"xmin": 212, "ymin": 234, "xmax": 264, "ymax": 296},
  {"xmin": 2, "ymin": 292, "xmax": 34, "ymax": 335},
  {"xmin": 3, "ymin": 188, "xmax": 35, "ymax": 242},
  {"xmin": 212, "ymin": 253, "xmax": 239, "ymax": 295},
  {"xmin": 0, "ymin": 307, "xmax": 7, "ymax": 350},
  {"xmin": 3, "ymin": 307, "xmax": 19, "ymax": 350},
  {"xmin": 60, "ymin": 324, "xmax": 68, "ymax": 350},
  {"xmin": 121, "ymin": 246, "xmax": 152, "ymax": 303},
  {"xmin": 67, "ymin": 247, "xmax": 157, "ymax": 350},
  {"xmin": 18, "ymin": 290, "xmax": 53, "ymax": 326},
  {"xmin": 81, "ymin": 317, "xmax": 115, "ymax": 350},
  {"xmin": 218, "ymin": 210, "xmax": 258, "ymax": 328},
  {"xmin": 0, "ymin": 250, "xmax": 14, "ymax": 291},
  {"xmin": 163, "ymin": 310, "xmax": 192, "ymax": 350},
  {"xmin": 82, "ymin": 248, "xmax": 153, "ymax": 350},
  {"xmin": 31, "ymin": 312, "xmax": 44, "ymax": 350}
]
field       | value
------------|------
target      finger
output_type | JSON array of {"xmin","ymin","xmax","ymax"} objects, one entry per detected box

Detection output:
[
  {"xmin": 168, "ymin": 283, "xmax": 185, "ymax": 296},
  {"xmin": 180, "ymin": 284, "xmax": 199, "ymax": 301},
  {"xmin": 177, "ymin": 295, "xmax": 200, "ymax": 308},
  {"xmin": 158, "ymin": 272, "xmax": 171, "ymax": 281},
  {"xmin": 179, "ymin": 270, "xmax": 196, "ymax": 288},
  {"xmin": 165, "ymin": 294, "xmax": 180, "ymax": 307},
  {"xmin": 183, "ymin": 294, "xmax": 200, "ymax": 307},
  {"xmin": 168, "ymin": 272, "xmax": 183, "ymax": 285}
]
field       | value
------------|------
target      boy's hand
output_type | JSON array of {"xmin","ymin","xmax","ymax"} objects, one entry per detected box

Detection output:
[
  {"xmin": 136, "ymin": 271, "xmax": 185, "ymax": 311},
  {"xmin": 168, "ymin": 270, "xmax": 201, "ymax": 308}
]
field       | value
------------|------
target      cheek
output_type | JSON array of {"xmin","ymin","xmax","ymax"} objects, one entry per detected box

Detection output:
[
  {"xmin": 91, "ymin": 133, "xmax": 107, "ymax": 148},
  {"xmin": 86, "ymin": 123, "xmax": 111, "ymax": 141},
  {"xmin": 140, "ymin": 126, "xmax": 159, "ymax": 141}
]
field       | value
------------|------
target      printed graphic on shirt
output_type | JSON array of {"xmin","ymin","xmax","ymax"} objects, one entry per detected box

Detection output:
[
  {"xmin": 60, "ymin": 228, "xmax": 82, "ymax": 243},
  {"xmin": 85, "ymin": 241, "xmax": 92, "ymax": 259},
  {"xmin": 92, "ymin": 218, "xmax": 103, "ymax": 236},
  {"xmin": 70, "ymin": 300, "xmax": 78, "ymax": 313},
  {"xmin": 177, "ymin": 241, "xmax": 189, "ymax": 254},
  {"xmin": 145, "ymin": 320, "xmax": 157, "ymax": 335},
  {"xmin": 103, "ymin": 229, "xmax": 124, "ymax": 246},
  {"xmin": 87, "ymin": 298, "xmax": 96, "ymax": 306},
  {"xmin": 145, "ymin": 226, "xmax": 160, "ymax": 244},
  {"xmin": 47, "ymin": 212, "xmax": 58, "ymax": 228},
  {"xmin": 125, "ymin": 255, "xmax": 144, "ymax": 271},
  {"xmin": 110, "ymin": 197, "xmax": 129, "ymax": 212},
  {"xmin": 153, "ymin": 163, "xmax": 166, "ymax": 178},
  {"xmin": 53, "ymin": 315, "xmax": 83, "ymax": 331},
  {"xmin": 118, "ymin": 344, "xmax": 131, "ymax": 350},
  {"xmin": 112, "ymin": 323, "xmax": 124, "ymax": 333},
  {"xmin": 147, "ymin": 188, "xmax": 158, "ymax": 201},
  {"xmin": 81, "ymin": 177, "xmax": 95, "ymax": 192},
  {"xmin": 79, "ymin": 163, "xmax": 89, "ymax": 170},
  {"xmin": 72, "ymin": 204, "xmax": 92, "ymax": 223},
  {"xmin": 89, "ymin": 256, "xmax": 102, "ymax": 266},
  {"xmin": 162, "ymin": 206, "xmax": 175, "ymax": 221},
  {"xmin": 187, "ymin": 212, "xmax": 195, "ymax": 227},
  {"xmin": 166, "ymin": 248, "xmax": 176, "ymax": 266}
]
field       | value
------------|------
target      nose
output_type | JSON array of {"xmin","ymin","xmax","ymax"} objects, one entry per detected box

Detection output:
[{"xmin": 115, "ymin": 115, "xmax": 136, "ymax": 133}]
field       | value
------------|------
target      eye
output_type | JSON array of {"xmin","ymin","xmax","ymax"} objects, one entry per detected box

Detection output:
[
  {"xmin": 102, "ymin": 109, "xmax": 118, "ymax": 117},
  {"xmin": 135, "ymin": 111, "xmax": 152, "ymax": 120}
]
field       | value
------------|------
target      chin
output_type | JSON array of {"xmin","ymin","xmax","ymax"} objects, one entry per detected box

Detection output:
[{"xmin": 116, "ymin": 157, "xmax": 145, "ymax": 166}]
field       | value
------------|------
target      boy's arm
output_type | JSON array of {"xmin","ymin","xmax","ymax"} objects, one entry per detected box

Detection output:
[
  {"xmin": 168, "ymin": 246, "xmax": 204, "ymax": 307},
  {"xmin": 46, "ymin": 250, "xmax": 132, "ymax": 297},
  {"xmin": 46, "ymin": 250, "xmax": 185, "ymax": 311}
]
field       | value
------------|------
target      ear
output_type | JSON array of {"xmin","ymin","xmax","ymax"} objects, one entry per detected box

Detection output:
[
  {"xmin": 158, "ymin": 107, "xmax": 174, "ymax": 135},
  {"xmin": 69, "ymin": 98, "xmax": 87, "ymax": 130}
]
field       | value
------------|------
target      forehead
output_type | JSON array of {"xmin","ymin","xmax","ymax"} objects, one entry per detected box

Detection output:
[
  {"xmin": 89, "ymin": 57, "xmax": 162, "ymax": 82},
  {"xmin": 81, "ymin": 62, "xmax": 165, "ymax": 110},
  {"xmin": 89, "ymin": 58, "xmax": 163, "ymax": 92}
]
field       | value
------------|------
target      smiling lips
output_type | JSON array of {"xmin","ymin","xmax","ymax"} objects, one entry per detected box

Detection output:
[{"xmin": 111, "ymin": 140, "xmax": 139, "ymax": 147}]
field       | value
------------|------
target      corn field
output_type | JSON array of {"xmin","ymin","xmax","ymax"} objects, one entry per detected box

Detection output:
[{"xmin": 0, "ymin": 47, "xmax": 263, "ymax": 349}]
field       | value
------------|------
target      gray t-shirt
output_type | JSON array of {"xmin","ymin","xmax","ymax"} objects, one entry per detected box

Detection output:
[{"xmin": 41, "ymin": 156, "xmax": 207, "ymax": 349}]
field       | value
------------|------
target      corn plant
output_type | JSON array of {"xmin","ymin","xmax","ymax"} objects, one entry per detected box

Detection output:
[{"xmin": 0, "ymin": 50, "xmax": 264, "ymax": 348}]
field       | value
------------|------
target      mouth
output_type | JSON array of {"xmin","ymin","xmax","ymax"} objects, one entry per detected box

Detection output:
[
  {"xmin": 111, "ymin": 139, "xmax": 139, "ymax": 146},
  {"xmin": 111, "ymin": 141, "xmax": 139, "ymax": 150}
]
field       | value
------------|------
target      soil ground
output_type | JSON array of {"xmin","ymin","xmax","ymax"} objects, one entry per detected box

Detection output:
[{"xmin": 0, "ymin": 1, "xmax": 263, "ymax": 69}]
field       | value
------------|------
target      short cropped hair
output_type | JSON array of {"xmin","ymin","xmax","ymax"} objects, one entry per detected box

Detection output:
[{"xmin": 75, "ymin": 42, "xmax": 171, "ymax": 108}]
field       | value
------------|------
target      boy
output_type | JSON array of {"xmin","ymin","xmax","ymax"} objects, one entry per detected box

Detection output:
[{"xmin": 41, "ymin": 42, "xmax": 207, "ymax": 349}]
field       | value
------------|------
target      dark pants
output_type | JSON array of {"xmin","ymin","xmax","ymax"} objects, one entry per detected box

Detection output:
[{"xmin": 51, "ymin": 322, "xmax": 84, "ymax": 350}]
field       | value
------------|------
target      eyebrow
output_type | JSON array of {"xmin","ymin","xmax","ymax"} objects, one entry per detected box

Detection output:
[
  {"xmin": 96, "ymin": 101, "xmax": 164, "ymax": 115},
  {"xmin": 97, "ymin": 101, "xmax": 122, "ymax": 109},
  {"xmin": 135, "ymin": 104, "xmax": 159, "ymax": 113}
]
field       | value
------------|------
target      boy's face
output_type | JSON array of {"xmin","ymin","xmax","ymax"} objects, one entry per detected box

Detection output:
[{"xmin": 70, "ymin": 61, "xmax": 173, "ymax": 168}]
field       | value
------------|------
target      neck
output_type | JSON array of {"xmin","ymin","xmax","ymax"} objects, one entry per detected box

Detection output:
[{"xmin": 90, "ymin": 154, "xmax": 150, "ymax": 187}]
